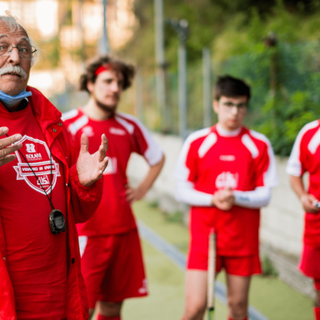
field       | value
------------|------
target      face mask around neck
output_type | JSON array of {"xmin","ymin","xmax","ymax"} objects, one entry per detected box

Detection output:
[{"xmin": 0, "ymin": 89, "xmax": 32, "ymax": 108}]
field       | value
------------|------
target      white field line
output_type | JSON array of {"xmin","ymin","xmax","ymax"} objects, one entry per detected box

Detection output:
[{"xmin": 138, "ymin": 220, "xmax": 269, "ymax": 320}]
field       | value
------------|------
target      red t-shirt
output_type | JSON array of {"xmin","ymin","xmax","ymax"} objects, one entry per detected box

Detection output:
[
  {"xmin": 0, "ymin": 102, "xmax": 67, "ymax": 319},
  {"xmin": 287, "ymin": 120, "xmax": 320, "ymax": 248},
  {"xmin": 175, "ymin": 125, "xmax": 277, "ymax": 256},
  {"xmin": 63, "ymin": 109, "xmax": 163, "ymax": 235}
]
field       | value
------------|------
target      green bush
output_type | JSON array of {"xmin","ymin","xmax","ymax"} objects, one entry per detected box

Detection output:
[
  {"xmin": 261, "ymin": 255, "xmax": 278, "ymax": 277},
  {"xmin": 220, "ymin": 40, "xmax": 320, "ymax": 156}
]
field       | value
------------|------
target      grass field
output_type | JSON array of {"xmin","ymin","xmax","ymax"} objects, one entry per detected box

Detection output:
[{"xmin": 122, "ymin": 201, "xmax": 314, "ymax": 320}]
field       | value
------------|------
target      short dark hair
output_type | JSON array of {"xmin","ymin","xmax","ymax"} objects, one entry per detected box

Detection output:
[
  {"xmin": 214, "ymin": 75, "xmax": 251, "ymax": 101},
  {"xmin": 79, "ymin": 55, "xmax": 135, "ymax": 92}
]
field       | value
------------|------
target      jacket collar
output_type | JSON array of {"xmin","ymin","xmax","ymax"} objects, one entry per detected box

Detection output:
[
  {"xmin": 26, "ymin": 86, "xmax": 61, "ymax": 130},
  {"xmin": 26, "ymin": 86, "xmax": 64, "ymax": 148}
]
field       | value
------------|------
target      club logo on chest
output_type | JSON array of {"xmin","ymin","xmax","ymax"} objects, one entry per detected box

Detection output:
[
  {"xmin": 215, "ymin": 171, "xmax": 239, "ymax": 189},
  {"xmin": 13, "ymin": 135, "xmax": 61, "ymax": 195}
]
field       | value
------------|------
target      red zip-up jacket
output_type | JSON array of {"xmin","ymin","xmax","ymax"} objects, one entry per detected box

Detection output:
[{"xmin": 0, "ymin": 86, "xmax": 103, "ymax": 320}]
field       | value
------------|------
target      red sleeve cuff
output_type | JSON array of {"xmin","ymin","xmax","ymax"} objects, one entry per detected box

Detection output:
[{"xmin": 69, "ymin": 165, "xmax": 103, "ymax": 201}]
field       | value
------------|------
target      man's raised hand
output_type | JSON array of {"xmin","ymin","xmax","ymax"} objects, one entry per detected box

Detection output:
[
  {"xmin": 0, "ymin": 127, "xmax": 22, "ymax": 167},
  {"xmin": 77, "ymin": 133, "xmax": 109, "ymax": 187}
]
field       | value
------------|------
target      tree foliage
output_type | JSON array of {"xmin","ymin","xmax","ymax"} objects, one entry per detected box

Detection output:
[{"xmin": 119, "ymin": 0, "xmax": 320, "ymax": 155}]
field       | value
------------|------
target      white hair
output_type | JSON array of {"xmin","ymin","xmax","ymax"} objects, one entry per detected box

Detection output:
[{"xmin": 0, "ymin": 12, "xmax": 39, "ymax": 66}]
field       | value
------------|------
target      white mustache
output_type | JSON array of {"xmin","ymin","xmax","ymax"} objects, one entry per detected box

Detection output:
[{"xmin": 0, "ymin": 65, "xmax": 27, "ymax": 80}]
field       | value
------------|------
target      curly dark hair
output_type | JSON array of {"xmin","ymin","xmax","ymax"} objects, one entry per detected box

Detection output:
[{"xmin": 79, "ymin": 55, "xmax": 135, "ymax": 92}]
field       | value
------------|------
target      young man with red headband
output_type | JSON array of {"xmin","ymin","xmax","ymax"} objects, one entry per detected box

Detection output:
[
  {"xmin": 174, "ymin": 75, "xmax": 278, "ymax": 320},
  {"xmin": 63, "ymin": 55, "xmax": 165, "ymax": 320},
  {"xmin": 287, "ymin": 121, "xmax": 320, "ymax": 320}
]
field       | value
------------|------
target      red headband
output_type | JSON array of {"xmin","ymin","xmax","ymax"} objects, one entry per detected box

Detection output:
[{"xmin": 95, "ymin": 64, "xmax": 112, "ymax": 76}]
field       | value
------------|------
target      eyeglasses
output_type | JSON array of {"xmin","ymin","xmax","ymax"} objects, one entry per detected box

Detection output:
[
  {"xmin": 0, "ymin": 42, "xmax": 37, "ymax": 60},
  {"xmin": 220, "ymin": 101, "xmax": 247, "ymax": 113}
]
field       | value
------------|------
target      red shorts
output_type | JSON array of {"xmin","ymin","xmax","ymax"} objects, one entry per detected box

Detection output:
[
  {"xmin": 187, "ymin": 226, "xmax": 261, "ymax": 276},
  {"xmin": 80, "ymin": 229, "xmax": 148, "ymax": 308},
  {"xmin": 299, "ymin": 244, "xmax": 320, "ymax": 280}
]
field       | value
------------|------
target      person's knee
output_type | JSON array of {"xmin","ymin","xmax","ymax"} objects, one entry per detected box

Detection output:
[
  {"xmin": 183, "ymin": 298, "xmax": 206, "ymax": 320},
  {"xmin": 315, "ymin": 291, "xmax": 320, "ymax": 307},
  {"xmin": 99, "ymin": 301, "xmax": 123, "ymax": 317},
  {"xmin": 228, "ymin": 297, "xmax": 248, "ymax": 318},
  {"xmin": 314, "ymin": 279, "xmax": 320, "ymax": 306},
  {"xmin": 89, "ymin": 308, "xmax": 94, "ymax": 318}
]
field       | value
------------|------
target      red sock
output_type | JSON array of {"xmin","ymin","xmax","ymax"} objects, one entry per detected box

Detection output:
[
  {"xmin": 97, "ymin": 315, "xmax": 121, "ymax": 320},
  {"xmin": 314, "ymin": 307, "xmax": 320, "ymax": 320}
]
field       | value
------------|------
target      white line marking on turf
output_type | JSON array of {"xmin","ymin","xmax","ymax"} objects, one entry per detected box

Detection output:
[{"xmin": 138, "ymin": 220, "xmax": 269, "ymax": 320}]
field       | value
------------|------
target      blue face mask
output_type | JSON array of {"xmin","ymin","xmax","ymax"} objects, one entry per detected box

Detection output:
[{"xmin": 0, "ymin": 89, "xmax": 32, "ymax": 108}]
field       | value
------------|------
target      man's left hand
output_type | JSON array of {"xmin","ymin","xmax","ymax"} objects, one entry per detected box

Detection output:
[
  {"xmin": 77, "ymin": 133, "xmax": 108, "ymax": 187},
  {"xmin": 125, "ymin": 185, "xmax": 145, "ymax": 203}
]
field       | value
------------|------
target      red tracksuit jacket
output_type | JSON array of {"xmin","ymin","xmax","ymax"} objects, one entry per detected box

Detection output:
[{"xmin": 0, "ymin": 86, "xmax": 103, "ymax": 320}]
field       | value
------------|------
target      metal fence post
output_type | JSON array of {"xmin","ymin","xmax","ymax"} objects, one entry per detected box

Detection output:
[
  {"xmin": 135, "ymin": 68, "xmax": 144, "ymax": 123},
  {"xmin": 166, "ymin": 19, "xmax": 189, "ymax": 139},
  {"xmin": 154, "ymin": 0, "xmax": 167, "ymax": 132},
  {"xmin": 203, "ymin": 48, "xmax": 212, "ymax": 128},
  {"xmin": 178, "ymin": 43, "xmax": 187, "ymax": 139},
  {"xmin": 100, "ymin": 0, "xmax": 109, "ymax": 54}
]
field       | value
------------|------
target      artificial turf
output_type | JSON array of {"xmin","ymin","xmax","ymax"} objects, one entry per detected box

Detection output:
[{"xmin": 122, "ymin": 201, "xmax": 313, "ymax": 320}]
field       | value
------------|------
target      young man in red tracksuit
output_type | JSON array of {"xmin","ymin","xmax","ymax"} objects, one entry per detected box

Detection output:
[
  {"xmin": 63, "ymin": 55, "xmax": 165, "ymax": 320},
  {"xmin": 0, "ymin": 14, "xmax": 108, "ymax": 320},
  {"xmin": 287, "ymin": 121, "xmax": 320, "ymax": 320},
  {"xmin": 174, "ymin": 75, "xmax": 278, "ymax": 320}
]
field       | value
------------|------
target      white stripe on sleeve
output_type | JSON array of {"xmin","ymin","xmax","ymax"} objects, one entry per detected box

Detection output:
[
  {"xmin": 308, "ymin": 127, "xmax": 320, "ymax": 154},
  {"xmin": 117, "ymin": 113, "xmax": 163, "ymax": 166},
  {"xmin": 174, "ymin": 128, "xmax": 213, "ymax": 206},
  {"xmin": 287, "ymin": 120, "xmax": 319, "ymax": 176},
  {"xmin": 67, "ymin": 115, "xmax": 89, "ymax": 136},
  {"xmin": 234, "ymin": 186, "xmax": 271, "ymax": 209},
  {"xmin": 61, "ymin": 109, "xmax": 79, "ymax": 121},
  {"xmin": 249, "ymin": 130, "xmax": 279, "ymax": 188}
]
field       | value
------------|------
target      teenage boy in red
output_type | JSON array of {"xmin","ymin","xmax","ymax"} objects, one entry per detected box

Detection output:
[
  {"xmin": 287, "ymin": 121, "xmax": 320, "ymax": 320},
  {"xmin": 0, "ymin": 14, "xmax": 109, "ymax": 320},
  {"xmin": 174, "ymin": 75, "xmax": 278, "ymax": 320},
  {"xmin": 63, "ymin": 55, "xmax": 165, "ymax": 320}
]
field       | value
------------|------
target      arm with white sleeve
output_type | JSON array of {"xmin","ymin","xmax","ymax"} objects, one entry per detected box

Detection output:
[
  {"xmin": 233, "ymin": 135, "xmax": 278, "ymax": 209},
  {"xmin": 120, "ymin": 114, "xmax": 165, "ymax": 203},
  {"xmin": 233, "ymin": 187, "xmax": 271, "ymax": 208},
  {"xmin": 286, "ymin": 121, "xmax": 320, "ymax": 213},
  {"xmin": 175, "ymin": 179, "xmax": 213, "ymax": 206},
  {"xmin": 174, "ymin": 132, "xmax": 214, "ymax": 207},
  {"xmin": 175, "ymin": 172, "xmax": 272, "ymax": 209}
]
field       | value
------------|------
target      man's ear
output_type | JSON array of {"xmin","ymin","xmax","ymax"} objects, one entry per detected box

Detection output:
[
  {"xmin": 87, "ymin": 81, "xmax": 94, "ymax": 93},
  {"xmin": 213, "ymin": 99, "xmax": 219, "ymax": 114}
]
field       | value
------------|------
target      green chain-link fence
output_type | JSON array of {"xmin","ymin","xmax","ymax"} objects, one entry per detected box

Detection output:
[{"xmin": 52, "ymin": 40, "xmax": 320, "ymax": 156}]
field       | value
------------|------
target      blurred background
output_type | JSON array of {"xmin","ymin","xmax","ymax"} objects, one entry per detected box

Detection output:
[
  {"xmin": 7, "ymin": 1, "xmax": 320, "ymax": 318},
  {"xmin": 9, "ymin": 0, "xmax": 320, "ymax": 157}
]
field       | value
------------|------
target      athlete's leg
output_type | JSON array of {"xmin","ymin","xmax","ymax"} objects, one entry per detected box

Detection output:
[
  {"xmin": 225, "ymin": 274, "xmax": 251, "ymax": 320},
  {"xmin": 93, "ymin": 301, "xmax": 123, "ymax": 320},
  {"xmin": 314, "ymin": 279, "xmax": 320, "ymax": 320},
  {"xmin": 96, "ymin": 316, "xmax": 120, "ymax": 320},
  {"xmin": 182, "ymin": 270, "xmax": 207, "ymax": 320},
  {"xmin": 299, "ymin": 245, "xmax": 320, "ymax": 320}
]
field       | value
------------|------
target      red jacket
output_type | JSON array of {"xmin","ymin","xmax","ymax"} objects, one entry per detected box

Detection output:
[{"xmin": 0, "ymin": 86, "xmax": 103, "ymax": 320}]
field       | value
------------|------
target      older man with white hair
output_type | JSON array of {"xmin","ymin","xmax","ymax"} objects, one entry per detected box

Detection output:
[{"xmin": 0, "ymin": 14, "xmax": 109, "ymax": 320}]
